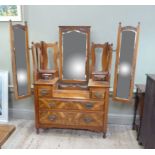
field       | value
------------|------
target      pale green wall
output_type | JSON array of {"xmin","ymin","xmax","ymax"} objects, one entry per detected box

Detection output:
[{"xmin": 0, "ymin": 5, "xmax": 155, "ymax": 122}]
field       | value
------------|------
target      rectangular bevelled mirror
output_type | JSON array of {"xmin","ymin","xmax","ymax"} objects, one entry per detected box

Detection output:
[
  {"xmin": 10, "ymin": 21, "xmax": 31, "ymax": 99},
  {"xmin": 113, "ymin": 23, "xmax": 140, "ymax": 103},
  {"xmin": 59, "ymin": 26, "xmax": 90, "ymax": 82}
]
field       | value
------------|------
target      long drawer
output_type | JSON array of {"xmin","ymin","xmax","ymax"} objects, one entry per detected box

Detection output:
[
  {"xmin": 39, "ymin": 110, "xmax": 104, "ymax": 127},
  {"xmin": 38, "ymin": 99, "xmax": 104, "ymax": 111}
]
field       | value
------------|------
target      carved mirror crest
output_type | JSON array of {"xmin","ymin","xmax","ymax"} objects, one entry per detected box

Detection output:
[
  {"xmin": 59, "ymin": 26, "xmax": 90, "ymax": 82},
  {"xmin": 113, "ymin": 23, "xmax": 140, "ymax": 103},
  {"xmin": 10, "ymin": 21, "xmax": 31, "ymax": 99}
]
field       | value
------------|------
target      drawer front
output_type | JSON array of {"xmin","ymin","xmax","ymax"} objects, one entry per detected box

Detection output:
[
  {"xmin": 77, "ymin": 112, "xmax": 103, "ymax": 127},
  {"xmin": 38, "ymin": 86, "xmax": 52, "ymax": 97},
  {"xmin": 92, "ymin": 89, "xmax": 106, "ymax": 99},
  {"xmin": 38, "ymin": 99, "xmax": 104, "ymax": 111},
  {"xmin": 39, "ymin": 111, "xmax": 104, "ymax": 127}
]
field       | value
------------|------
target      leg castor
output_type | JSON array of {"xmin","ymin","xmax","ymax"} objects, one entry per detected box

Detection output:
[
  {"xmin": 103, "ymin": 133, "xmax": 106, "ymax": 138},
  {"xmin": 36, "ymin": 128, "xmax": 39, "ymax": 134},
  {"xmin": 138, "ymin": 141, "xmax": 143, "ymax": 146}
]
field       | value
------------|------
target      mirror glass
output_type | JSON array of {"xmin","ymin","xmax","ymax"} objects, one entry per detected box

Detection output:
[
  {"xmin": 13, "ymin": 27, "xmax": 29, "ymax": 96},
  {"xmin": 62, "ymin": 31, "xmax": 87, "ymax": 80},
  {"xmin": 94, "ymin": 48, "xmax": 103, "ymax": 72},
  {"xmin": 47, "ymin": 47, "xmax": 54, "ymax": 70},
  {"xmin": 116, "ymin": 31, "xmax": 136, "ymax": 99}
]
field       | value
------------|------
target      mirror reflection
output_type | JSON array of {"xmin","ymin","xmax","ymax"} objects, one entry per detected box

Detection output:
[
  {"xmin": 116, "ymin": 30, "xmax": 135, "ymax": 99},
  {"xmin": 62, "ymin": 31, "xmax": 87, "ymax": 80},
  {"xmin": 47, "ymin": 47, "xmax": 54, "ymax": 70},
  {"xmin": 94, "ymin": 48, "xmax": 103, "ymax": 72},
  {"xmin": 13, "ymin": 27, "xmax": 29, "ymax": 96}
]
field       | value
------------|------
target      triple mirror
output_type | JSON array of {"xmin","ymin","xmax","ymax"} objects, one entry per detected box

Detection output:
[
  {"xmin": 10, "ymin": 21, "xmax": 31, "ymax": 99},
  {"xmin": 113, "ymin": 23, "xmax": 140, "ymax": 103},
  {"xmin": 9, "ymin": 22, "xmax": 140, "ymax": 103},
  {"xmin": 59, "ymin": 26, "xmax": 90, "ymax": 82}
]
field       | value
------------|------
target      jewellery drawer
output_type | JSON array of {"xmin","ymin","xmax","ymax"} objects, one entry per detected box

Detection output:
[
  {"xmin": 38, "ymin": 99, "xmax": 104, "ymax": 111},
  {"xmin": 91, "ymin": 89, "xmax": 106, "ymax": 99},
  {"xmin": 39, "ymin": 110, "xmax": 104, "ymax": 127},
  {"xmin": 37, "ymin": 86, "xmax": 52, "ymax": 97}
]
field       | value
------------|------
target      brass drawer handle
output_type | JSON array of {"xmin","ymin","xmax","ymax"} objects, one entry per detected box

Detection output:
[
  {"xmin": 94, "ymin": 92, "xmax": 103, "ymax": 98},
  {"xmin": 48, "ymin": 115, "xmax": 57, "ymax": 121},
  {"xmin": 83, "ymin": 117, "xmax": 92, "ymax": 123},
  {"xmin": 85, "ymin": 103, "xmax": 93, "ymax": 109},
  {"xmin": 40, "ymin": 89, "xmax": 48, "ymax": 96},
  {"xmin": 48, "ymin": 102, "xmax": 56, "ymax": 108}
]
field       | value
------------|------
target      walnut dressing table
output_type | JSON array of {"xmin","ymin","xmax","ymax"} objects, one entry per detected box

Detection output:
[{"xmin": 9, "ymin": 22, "xmax": 140, "ymax": 139}]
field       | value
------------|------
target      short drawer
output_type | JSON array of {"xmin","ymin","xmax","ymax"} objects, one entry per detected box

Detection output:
[
  {"xmin": 39, "ymin": 110, "xmax": 104, "ymax": 127},
  {"xmin": 39, "ymin": 111, "xmax": 65, "ymax": 125},
  {"xmin": 91, "ymin": 89, "xmax": 106, "ymax": 99},
  {"xmin": 78, "ymin": 112, "xmax": 104, "ymax": 127},
  {"xmin": 38, "ymin": 86, "xmax": 52, "ymax": 97},
  {"xmin": 38, "ymin": 99, "xmax": 104, "ymax": 111}
]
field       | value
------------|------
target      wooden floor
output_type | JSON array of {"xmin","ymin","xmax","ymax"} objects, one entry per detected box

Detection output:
[{"xmin": 2, "ymin": 119, "xmax": 143, "ymax": 149}]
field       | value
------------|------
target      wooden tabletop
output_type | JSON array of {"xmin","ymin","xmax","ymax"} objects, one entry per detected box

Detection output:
[
  {"xmin": 0, "ymin": 124, "xmax": 16, "ymax": 147},
  {"xmin": 88, "ymin": 79, "xmax": 110, "ymax": 88},
  {"xmin": 135, "ymin": 84, "xmax": 146, "ymax": 93},
  {"xmin": 34, "ymin": 77, "xmax": 59, "ymax": 85},
  {"xmin": 147, "ymin": 74, "xmax": 155, "ymax": 81}
]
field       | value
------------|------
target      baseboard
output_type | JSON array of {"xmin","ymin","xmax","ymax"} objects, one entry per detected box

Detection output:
[
  {"xmin": 9, "ymin": 108, "xmax": 134, "ymax": 125},
  {"xmin": 9, "ymin": 108, "xmax": 34, "ymax": 120},
  {"xmin": 108, "ymin": 113, "xmax": 134, "ymax": 125}
]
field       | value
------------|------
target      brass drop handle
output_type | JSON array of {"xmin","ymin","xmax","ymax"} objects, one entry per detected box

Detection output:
[
  {"xmin": 83, "ymin": 117, "xmax": 92, "ymax": 123},
  {"xmin": 48, "ymin": 115, "xmax": 57, "ymax": 121},
  {"xmin": 85, "ymin": 103, "xmax": 93, "ymax": 109},
  {"xmin": 48, "ymin": 102, "xmax": 56, "ymax": 108},
  {"xmin": 40, "ymin": 89, "xmax": 48, "ymax": 96},
  {"xmin": 94, "ymin": 92, "xmax": 102, "ymax": 98}
]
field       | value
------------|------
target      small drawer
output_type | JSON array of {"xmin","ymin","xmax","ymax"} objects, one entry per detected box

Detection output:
[
  {"xmin": 38, "ymin": 99, "xmax": 104, "ymax": 111},
  {"xmin": 38, "ymin": 86, "xmax": 52, "ymax": 97},
  {"xmin": 91, "ymin": 89, "xmax": 106, "ymax": 99}
]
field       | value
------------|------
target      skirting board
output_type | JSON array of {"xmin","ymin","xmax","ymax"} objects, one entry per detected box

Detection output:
[{"xmin": 9, "ymin": 108, "xmax": 134, "ymax": 125}]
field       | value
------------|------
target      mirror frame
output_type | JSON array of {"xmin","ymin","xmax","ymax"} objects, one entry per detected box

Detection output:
[
  {"xmin": 42, "ymin": 41, "xmax": 58, "ymax": 72},
  {"xmin": 10, "ymin": 21, "xmax": 31, "ymax": 99},
  {"xmin": 91, "ymin": 43, "xmax": 113, "ymax": 73},
  {"xmin": 59, "ymin": 26, "xmax": 90, "ymax": 83},
  {"xmin": 31, "ymin": 42, "xmax": 42, "ymax": 81},
  {"xmin": 91, "ymin": 43, "xmax": 113, "ymax": 81},
  {"xmin": 31, "ymin": 41, "xmax": 58, "ymax": 81},
  {"xmin": 113, "ymin": 22, "xmax": 140, "ymax": 103}
]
